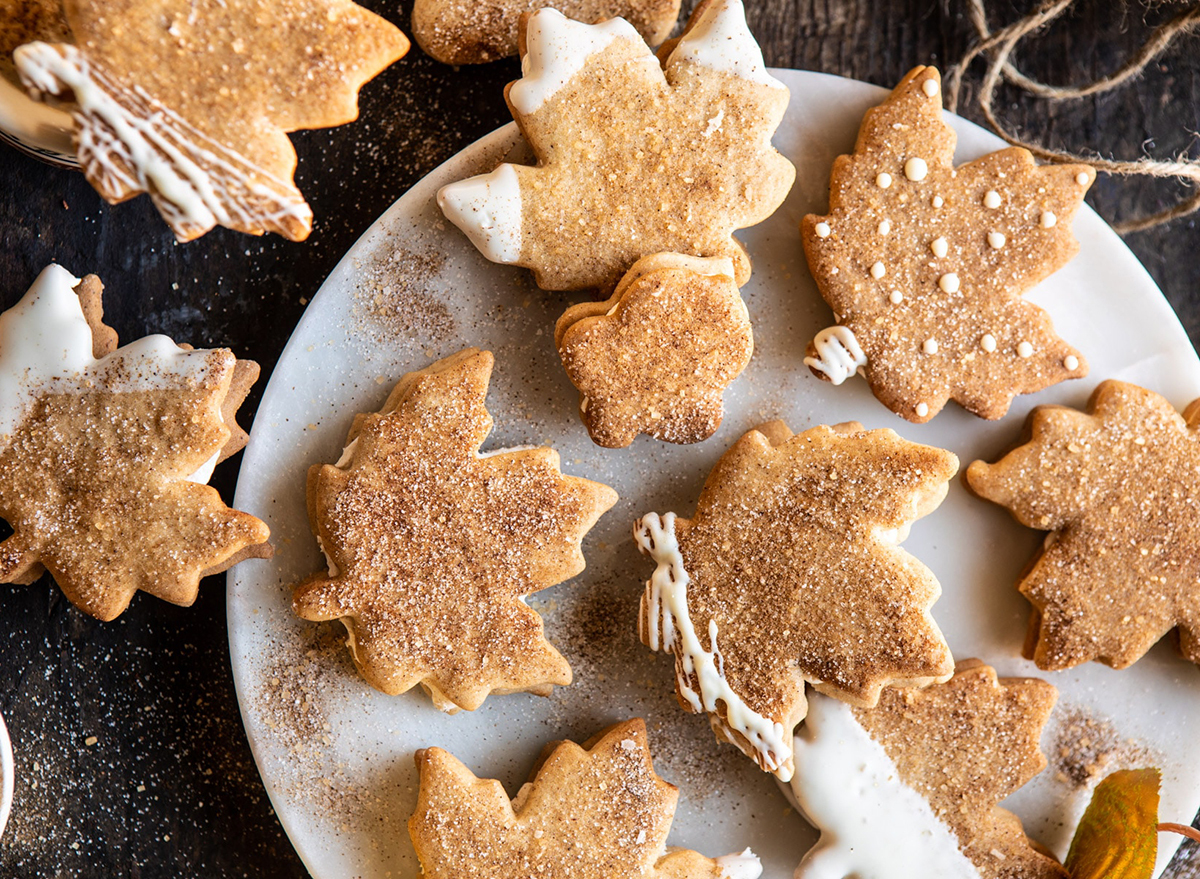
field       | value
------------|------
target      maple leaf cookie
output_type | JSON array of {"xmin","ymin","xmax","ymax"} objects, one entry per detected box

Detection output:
[
  {"xmin": 634, "ymin": 420, "xmax": 957, "ymax": 780},
  {"xmin": 291, "ymin": 348, "xmax": 618, "ymax": 711},
  {"xmin": 438, "ymin": 0, "xmax": 795, "ymax": 291},
  {"xmin": 0, "ymin": 265, "xmax": 271, "ymax": 621},
  {"xmin": 792, "ymin": 660, "xmax": 1066, "ymax": 879},
  {"xmin": 801, "ymin": 66, "xmax": 1093, "ymax": 423},
  {"xmin": 967, "ymin": 380, "xmax": 1200, "ymax": 671},
  {"xmin": 409, "ymin": 718, "xmax": 762, "ymax": 879},
  {"xmin": 13, "ymin": 0, "xmax": 409, "ymax": 242},
  {"xmin": 412, "ymin": 0, "xmax": 681, "ymax": 65},
  {"xmin": 555, "ymin": 253, "xmax": 753, "ymax": 448}
]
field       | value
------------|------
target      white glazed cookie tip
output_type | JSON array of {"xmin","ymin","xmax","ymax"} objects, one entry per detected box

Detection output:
[
  {"xmin": 438, "ymin": 164, "xmax": 524, "ymax": 264},
  {"xmin": 805, "ymin": 326, "xmax": 867, "ymax": 385},
  {"xmin": 790, "ymin": 694, "xmax": 981, "ymax": 879},
  {"xmin": 716, "ymin": 847, "xmax": 763, "ymax": 878},
  {"xmin": 0, "ymin": 265, "xmax": 226, "ymax": 484},
  {"xmin": 669, "ymin": 0, "xmax": 785, "ymax": 90},
  {"xmin": 508, "ymin": 10, "xmax": 644, "ymax": 116}
]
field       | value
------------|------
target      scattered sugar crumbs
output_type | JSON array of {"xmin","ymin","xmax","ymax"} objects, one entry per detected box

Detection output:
[
  {"xmin": 350, "ymin": 240, "xmax": 453, "ymax": 346},
  {"xmin": 253, "ymin": 621, "xmax": 402, "ymax": 841},
  {"xmin": 1050, "ymin": 703, "xmax": 1159, "ymax": 788}
]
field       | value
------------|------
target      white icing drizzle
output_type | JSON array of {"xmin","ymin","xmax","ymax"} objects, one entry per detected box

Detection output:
[
  {"xmin": 634, "ymin": 512, "xmax": 792, "ymax": 780},
  {"xmin": 717, "ymin": 847, "xmax": 763, "ymax": 878},
  {"xmin": 0, "ymin": 265, "xmax": 227, "ymax": 483},
  {"xmin": 790, "ymin": 694, "xmax": 981, "ymax": 879},
  {"xmin": 508, "ymin": 10, "xmax": 642, "ymax": 115},
  {"xmin": 805, "ymin": 326, "xmax": 867, "ymax": 385},
  {"xmin": 15, "ymin": 43, "xmax": 311, "ymax": 242},
  {"xmin": 667, "ymin": 0, "xmax": 785, "ymax": 90},
  {"xmin": 904, "ymin": 157, "xmax": 927, "ymax": 181},
  {"xmin": 438, "ymin": 164, "xmax": 523, "ymax": 264}
]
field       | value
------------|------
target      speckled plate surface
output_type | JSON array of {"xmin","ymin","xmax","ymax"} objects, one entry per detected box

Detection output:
[{"xmin": 228, "ymin": 70, "xmax": 1200, "ymax": 879}]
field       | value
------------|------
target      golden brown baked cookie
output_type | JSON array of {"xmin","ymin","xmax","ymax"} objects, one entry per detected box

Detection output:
[
  {"xmin": 0, "ymin": 265, "xmax": 270, "ymax": 620},
  {"xmin": 966, "ymin": 379, "xmax": 1200, "ymax": 671},
  {"xmin": 409, "ymin": 718, "xmax": 762, "ymax": 878},
  {"xmin": 555, "ymin": 253, "xmax": 753, "ymax": 448},
  {"xmin": 412, "ymin": 0, "xmax": 680, "ymax": 65},
  {"xmin": 801, "ymin": 66, "xmax": 1092, "ymax": 423},
  {"xmin": 792, "ymin": 660, "xmax": 1067, "ymax": 879},
  {"xmin": 438, "ymin": 0, "xmax": 794, "ymax": 291},
  {"xmin": 13, "ymin": 0, "xmax": 409, "ymax": 241},
  {"xmin": 634, "ymin": 420, "xmax": 957, "ymax": 780},
  {"xmin": 291, "ymin": 348, "xmax": 618, "ymax": 711}
]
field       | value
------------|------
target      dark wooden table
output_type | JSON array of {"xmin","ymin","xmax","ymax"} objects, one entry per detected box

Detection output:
[{"xmin": 1, "ymin": 1, "xmax": 1198, "ymax": 876}]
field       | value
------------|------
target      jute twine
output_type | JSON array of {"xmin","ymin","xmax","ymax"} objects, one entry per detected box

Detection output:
[{"xmin": 944, "ymin": 0, "xmax": 1200, "ymax": 233}]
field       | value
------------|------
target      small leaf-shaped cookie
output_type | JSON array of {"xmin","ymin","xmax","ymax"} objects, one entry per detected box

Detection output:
[
  {"xmin": 967, "ymin": 380, "xmax": 1200, "ymax": 670},
  {"xmin": 438, "ymin": 0, "xmax": 795, "ymax": 291},
  {"xmin": 0, "ymin": 265, "xmax": 270, "ymax": 620},
  {"xmin": 409, "ymin": 718, "xmax": 761, "ymax": 879},
  {"xmin": 292, "ymin": 349, "xmax": 618, "ymax": 711},
  {"xmin": 555, "ymin": 253, "xmax": 753, "ymax": 448},
  {"xmin": 412, "ymin": 0, "xmax": 680, "ymax": 64},
  {"xmin": 801, "ymin": 66, "xmax": 1092, "ymax": 422},
  {"xmin": 792, "ymin": 660, "xmax": 1067, "ymax": 879},
  {"xmin": 15, "ymin": 0, "xmax": 408, "ymax": 241},
  {"xmin": 635, "ymin": 420, "xmax": 956, "ymax": 780}
]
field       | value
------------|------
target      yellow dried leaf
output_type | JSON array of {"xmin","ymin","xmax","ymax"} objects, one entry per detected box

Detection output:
[{"xmin": 1066, "ymin": 768, "xmax": 1160, "ymax": 879}]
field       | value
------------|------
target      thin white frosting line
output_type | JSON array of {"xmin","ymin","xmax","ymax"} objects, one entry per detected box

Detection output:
[
  {"xmin": 508, "ymin": 9, "xmax": 644, "ymax": 116},
  {"xmin": 804, "ymin": 326, "xmax": 866, "ymax": 385},
  {"xmin": 437, "ymin": 164, "xmax": 523, "ymax": 264},
  {"xmin": 15, "ymin": 43, "xmax": 309, "ymax": 238},
  {"xmin": 634, "ymin": 511, "xmax": 793, "ymax": 780},
  {"xmin": 790, "ymin": 694, "xmax": 981, "ymax": 879},
  {"xmin": 667, "ymin": 0, "xmax": 786, "ymax": 90}
]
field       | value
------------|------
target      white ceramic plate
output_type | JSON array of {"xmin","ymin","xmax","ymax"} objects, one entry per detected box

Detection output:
[
  {"xmin": 229, "ymin": 70, "xmax": 1200, "ymax": 879},
  {"xmin": 0, "ymin": 711, "xmax": 13, "ymax": 841}
]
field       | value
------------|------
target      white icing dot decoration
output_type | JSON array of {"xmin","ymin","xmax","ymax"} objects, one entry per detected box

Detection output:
[
  {"xmin": 938, "ymin": 273, "xmax": 960, "ymax": 293},
  {"xmin": 930, "ymin": 236, "xmax": 948, "ymax": 258},
  {"xmin": 1018, "ymin": 341, "xmax": 1034, "ymax": 358},
  {"xmin": 815, "ymin": 222, "xmax": 831, "ymax": 238},
  {"xmin": 916, "ymin": 402, "xmax": 929, "ymax": 418},
  {"xmin": 1065, "ymin": 354, "xmax": 1080, "ymax": 370},
  {"xmin": 932, "ymin": 195, "xmax": 944, "ymax": 208},
  {"xmin": 923, "ymin": 338, "xmax": 939, "ymax": 355},
  {"xmin": 987, "ymin": 231, "xmax": 1006, "ymax": 249},
  {"xmin": 876, "ymin": 172, "xmax": 893, "ymax": 189},
  {"xmin": 870, "ymin": 261, "xmax": 886, "ymax": 279},
  {"xmin": 983, "ymin": 190, "xmax": 1001, "ymax": 209},
  {"xmin": 1041, "ymin": 210, "xmax": 1058, "ymax": 228},
  {"xmin": 981, "ymin": 333, "xmax": 997, "ymax": 352},
  {"xmin": 1076, "ymin": 172, "xmax": 1090, "ymax": 186},
  {"xmin": 904, "ymin": 157, "xmax": 928, "ymax": 181},
  {"xmin": 889, "ymin": 290, "xmax": 903, "ymax": 304},
  {"xmin": 922, "ymin": 78, "xmax": 939, "ymax": 97},
  {"xmin": 878, "ymin": 220, "xmax": 891, "ymax": 235}
]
